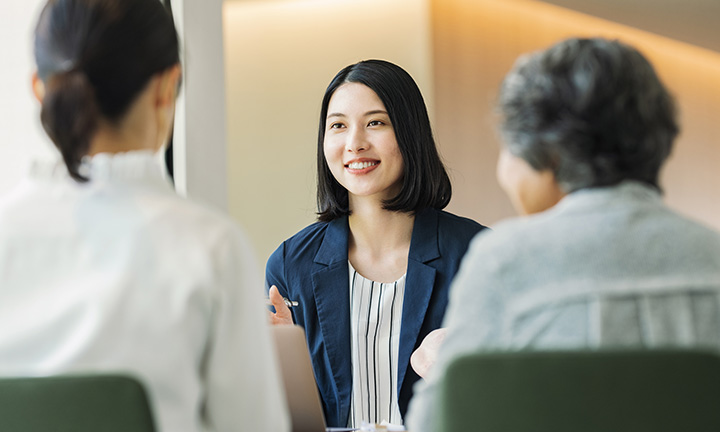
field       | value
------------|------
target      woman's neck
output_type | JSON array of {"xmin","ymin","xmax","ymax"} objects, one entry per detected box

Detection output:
[
  {"xmin": 88, "ymin": 129, "xmax": 149, "ymax": 156},
  {"xmin": 347, "ymin": 198, "xmax": 415, "ymax": 283},
  {"xmin": 87, "ymin": 83, "xmax": 162, "ymax": 156},
  {"xmin": 87, "ymin": 117, "xmax": 157, "ymax": 156}
]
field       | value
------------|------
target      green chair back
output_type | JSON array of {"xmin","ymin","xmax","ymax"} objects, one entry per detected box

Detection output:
[
  {"xmin": 438, "ymin": 349, "xmax": 720, "ymax": 432},
  {"xmin": 0, "ymin": 374, "xmax": 156, "ymax": 432}
]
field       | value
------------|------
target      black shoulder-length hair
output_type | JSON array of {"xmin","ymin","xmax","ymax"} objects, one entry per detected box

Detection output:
[{"xmin": 316, "ymin": 59, "xmax": 451, "ymax": 222}]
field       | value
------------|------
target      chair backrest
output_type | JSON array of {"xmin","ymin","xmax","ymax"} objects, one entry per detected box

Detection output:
[
  {"xmin": 0, "ymin": 374, "xmax": 156, "ymax": 432},
  {"xmin": 438, "ymin": 349, "xmax": 720, "ymax": 432}
]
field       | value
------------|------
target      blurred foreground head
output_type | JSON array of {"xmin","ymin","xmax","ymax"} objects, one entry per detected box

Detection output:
[
  {"xmin": 497, "ymin": 37, "xmax": 678, "ymax": 214},
  {"xmin": 34, "ymin": 0, "xmax": 180, "ymax": 181}
]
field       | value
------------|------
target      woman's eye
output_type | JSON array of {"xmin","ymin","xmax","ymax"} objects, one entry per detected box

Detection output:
[
  {"xmin": 368, "ymin": 120, "xmax": 385, "ymax": 127},
  {"xmin": 329, "ymin": 123, "xmax": 345, "ymax": 129}
]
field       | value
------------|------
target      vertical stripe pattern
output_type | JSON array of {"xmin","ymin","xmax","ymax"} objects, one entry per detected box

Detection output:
[{"xmin": 348, "ymin": 261, "xmax": 406, "ymax": 427}]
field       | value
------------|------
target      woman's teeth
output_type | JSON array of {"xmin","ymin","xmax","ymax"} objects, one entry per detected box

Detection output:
[{"xmin": 347, "ymin": 161, "xmax": 378, "ymax": 169}]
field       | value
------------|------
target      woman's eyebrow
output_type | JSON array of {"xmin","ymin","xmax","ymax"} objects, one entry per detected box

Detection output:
[{"xmin": 327, "ymin": 110, "xmax": 388, "ymax": 119}]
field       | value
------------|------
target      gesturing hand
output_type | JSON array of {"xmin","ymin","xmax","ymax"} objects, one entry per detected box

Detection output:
[
  {"xmin": 410, "ymin": 328, "xmax": 447, "ymax": 378},
  {"xmin": 267, "ymin": 285, "xmax": 293, "ymax": 325}
]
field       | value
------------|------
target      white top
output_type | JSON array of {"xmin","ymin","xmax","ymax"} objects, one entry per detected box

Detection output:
[
  {"xmin": 348, "ymin": 261, "xmax": 405, "ymax": 427},
  {"xmin": 0, "ymin": 151, "xmax": 289, "ymax": 432}
]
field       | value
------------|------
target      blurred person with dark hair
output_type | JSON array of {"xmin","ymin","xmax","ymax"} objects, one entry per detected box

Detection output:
[
  {"xmin": 0, "ymin": 0, "xmax": 288, "ymax": 430},
  {"xmin": 406, "ymin": 37, "xmax": 720, "ymax": 432},
  {"xmin": 266, "ymin": 59, "xmax": 487, "ymax": 428}
]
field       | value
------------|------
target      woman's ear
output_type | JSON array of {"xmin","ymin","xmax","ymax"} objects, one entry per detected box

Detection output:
[
  {"xmin": 151, "ymin": 64, "xmax": 181, "ymax": 152},
  {"xmin": 154, "ymin": 64, "xmax": 181, "ymax": 108},
  {"xmin": 31, "ymin": 71, "xmax": 45, "ymax": 103},
  {"xmin": 496, "ymin": 148, "xmax": 565, "ymax": 215}
]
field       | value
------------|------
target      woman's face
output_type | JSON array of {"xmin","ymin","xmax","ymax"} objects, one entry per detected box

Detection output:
[
  {"xmin": 496, "ymin": 148, "xmax": 565, "ymax": 215},
  {"xmin": 323, "ymin": 82, "xmax": 404, "ymax": 203}
]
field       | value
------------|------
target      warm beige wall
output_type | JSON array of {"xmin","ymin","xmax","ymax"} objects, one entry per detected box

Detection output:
[
  {"xmin": 223, "ymin": 0, "xmax": 434, "ymax": 265},
  {"xmin": 432, "ymin": 0, "xmax": 720, "ymax": 230},
  {"xmin": 224, "ymin": 0, "xmax": 720, "ymax": 265}
]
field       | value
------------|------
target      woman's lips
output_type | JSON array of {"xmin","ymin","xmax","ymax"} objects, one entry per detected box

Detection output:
[{"xmin": 345, "ymin": 160, "xmax": 380, "ymax": 174}]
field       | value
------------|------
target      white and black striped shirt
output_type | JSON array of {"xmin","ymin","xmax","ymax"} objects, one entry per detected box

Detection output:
[{"xmin": 348, "ymin": 261, "xmax": 406, "ymax": 427}]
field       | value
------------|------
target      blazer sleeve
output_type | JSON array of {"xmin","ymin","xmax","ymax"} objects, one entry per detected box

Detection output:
[
  {"xmin": 265, "ymin": 242, "xmax": 287, "ymax": 297},
  {"xmin": 266, "ymin": 241, "xmax": 298, "ymax": 323}
]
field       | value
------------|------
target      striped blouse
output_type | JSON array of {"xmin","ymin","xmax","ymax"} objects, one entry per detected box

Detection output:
[{"xmin": 348, "ymin": 261, "xmax": 406, "ymax": 427}]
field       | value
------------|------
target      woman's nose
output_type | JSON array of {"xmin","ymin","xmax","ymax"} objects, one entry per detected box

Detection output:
[{"xmin": 346, "ymin": 127, "xmax": 368, "ymax": 153}]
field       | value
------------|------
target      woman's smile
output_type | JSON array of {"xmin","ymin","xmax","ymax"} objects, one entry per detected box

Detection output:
[
  {"xmin": 323, "ymin": 82, "xmax": 404, "ymax": 201},
  {"xmin": 345, "ymin": 159, "xmax": 380, "ymax": 174}
]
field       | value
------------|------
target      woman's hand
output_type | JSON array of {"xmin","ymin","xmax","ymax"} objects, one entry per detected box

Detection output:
[
  {"xmin": 410, "ymin": 328, "xmax": 447, "ymax": 378},
  {"xmin": 267, "ymin": 285, "xmax": 293, "ymax": 325}
]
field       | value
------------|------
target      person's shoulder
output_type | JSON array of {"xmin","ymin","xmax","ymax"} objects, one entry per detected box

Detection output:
[
  {"xmin": 161, "ymin": 194, "xmax": 236, "ymax": 227},
  {"xmin": 428, "ymin": 209, "xmax": 491, "ymax": 259},
  {"xmin": 434, "ymin": 208, "xmax": 489, "ymax": 236},
  {"xmin": 145, "ymin": 191, "xmax": 248, "ymax": 247},
  {"xmin": 461, "ymin": 211, "xmax": 552, "ymax": 263},
  {"xmin": 267, "ymin": 219, "xmax": 334, "ymax": 263},
  {"xmin": 280, "ymin": 220, "xmax": 333, "ymax": 248},
  {"xmin": 657, "ymin": 206, "xmax": 720, "ymax": 249}
]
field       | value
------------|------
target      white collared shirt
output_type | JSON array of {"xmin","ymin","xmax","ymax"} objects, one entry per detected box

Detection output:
[{"xmin": 0, "ymin": 151, "xmax": 289, "ymax": 432}]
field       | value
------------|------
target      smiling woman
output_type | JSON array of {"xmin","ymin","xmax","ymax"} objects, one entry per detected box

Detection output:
[
  {"xmin": 323, "ymin": 82, "xmax": 405, "ymax": 207},
  {"xmin": 265, "ymin": 59, "xmax": 488, "ymax": 428}
]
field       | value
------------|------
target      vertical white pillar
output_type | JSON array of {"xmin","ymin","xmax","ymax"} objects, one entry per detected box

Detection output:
[
  {"xmin": 171, "ymin": 0, "xmax": 228, "ymax": 211},
  {"xmin": 0, "ymin": 0, "xmax": 55, "ymax": 195}
]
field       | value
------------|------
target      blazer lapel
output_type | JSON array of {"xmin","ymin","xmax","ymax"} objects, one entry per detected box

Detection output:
[
  {"xmin": 310, "ymin": 211, "xmax": 441, "ymax": 420},
  {"xmin": 311, "ymin": 217, "xmax": 352, "ymax": 424},
  {"xmin": 397, "ymin": 209, "xmax": 440, "ymax": 394}
]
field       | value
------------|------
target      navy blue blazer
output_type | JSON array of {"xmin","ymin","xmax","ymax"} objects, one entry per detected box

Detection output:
[{"xmin": 266, "ymin": 208, "xmax": 486, "ymax": 427}]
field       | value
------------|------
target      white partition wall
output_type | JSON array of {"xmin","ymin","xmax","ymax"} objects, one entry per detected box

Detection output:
[
  {"xmin": 170, "ymin": 0, "xmax": 229, "ymax": 211},
  {"xmin": 0, "ymin": 0, "xmax": 229, "ymax": 214},
  {"xmin": 0, "ymin": 0, "xmax": 56, "ymax": 195}
]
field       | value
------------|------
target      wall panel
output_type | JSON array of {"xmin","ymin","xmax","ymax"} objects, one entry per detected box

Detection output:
[
  {"xmin": 224, "ymin": 0, "xmax": 434, "ymax": 263},
  {"xmin": 432, "ymin": 0, "xmax": 720, "ymax": 230}
]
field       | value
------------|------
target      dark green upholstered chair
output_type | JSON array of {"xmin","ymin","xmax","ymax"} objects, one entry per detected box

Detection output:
[
  {"xmin": 438, "ymin": 350, "xmax": 720, "ymax": 432},
  {"xmin": 0, "ymin": 374, "xmax": 156, "ymax": 432}
]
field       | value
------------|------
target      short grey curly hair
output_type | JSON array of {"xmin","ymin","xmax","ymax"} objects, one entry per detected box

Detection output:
[{"xmin": 498, "ymin": 37, "xmax": 678, "ymax": 193}]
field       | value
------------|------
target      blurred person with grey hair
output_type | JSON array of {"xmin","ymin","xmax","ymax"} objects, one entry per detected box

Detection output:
[{"xmin": 406, "ymin": 37, "xmax": 720, "ymax": 432}]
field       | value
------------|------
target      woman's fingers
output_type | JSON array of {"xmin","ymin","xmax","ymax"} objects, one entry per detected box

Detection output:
[
  {"xmin": 268, "ymin": 285, "xmax": 293, "ymax": 325},
  {"xmin": 410, "ymin": 328, "xmax": 447, "ymax": 378}
]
